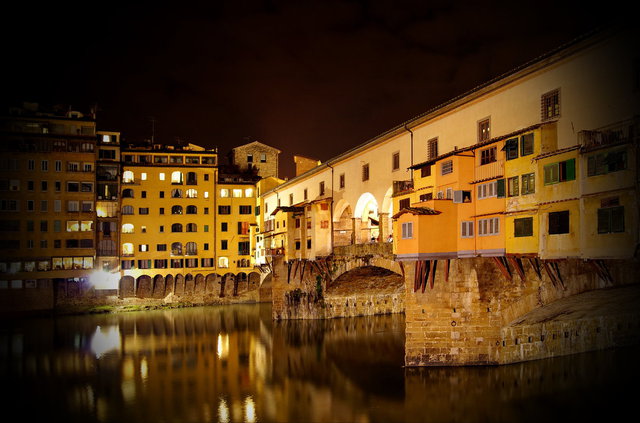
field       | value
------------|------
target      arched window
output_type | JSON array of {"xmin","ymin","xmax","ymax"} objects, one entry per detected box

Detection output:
[
  {"xmin": 186, "ymin": 188, "xmax": 198, "ymax": 198},
  {"xmin": 171, "ymin": 223, "xmax": 183, "ymax": 232},
  {"xmin": 122, "ymin": 205, "xmax": 134, "ymax": 215},
  {"xmin": 186, "ymin": 205, "xmax": 197, "ymax": 214},
  {"xmin": 122, "ymin": 243, "xmax": 134, "ymax": 256},
  {"xmin": 171, "ymin": 242, "xmax": 183, "ymax": 255},
  {"xmin": 171, "ymin": 188, "xmax": 182, "ymax": 198},
  {"xmin": 122, "ymin": 188, "xmax": 134, "ymax": 198},
  {"xmin": 122, "ymin": 170, "xmax": 134, "ymax": 184},
  {"xmin": 185, "ymin": 242, "xmax": 197, "ymax": 255},
  {"xmin": 186, "ymin": 223, "xmax": 197, "ymax": 232},
  {"xmin": 186, "ymin": 172, "xmax": 197, "ymax": 185},
  {"xmin": 171, "ymin": 171, "xmax": 183, "ymax": 184},
  {"xmin": 171, "ymin": 205, "xmax": 183, "ymax": 215},
  {"xmin": 122, "ymin": 223, "xmax": 134, "ymax": 233},
  {"xmin": 218, "ymin": 257, "xmax": 229, "ymax": 268}
]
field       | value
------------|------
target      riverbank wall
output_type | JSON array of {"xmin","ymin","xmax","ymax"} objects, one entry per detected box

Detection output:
[{"xmin": 0, "ymin": 272, "xmax": 266, "ymax": 316}]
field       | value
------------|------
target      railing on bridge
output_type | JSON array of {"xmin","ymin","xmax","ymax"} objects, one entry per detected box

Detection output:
[{"xmin": 333, "ymin": 241, "xmax": 393, "ymax": 258}]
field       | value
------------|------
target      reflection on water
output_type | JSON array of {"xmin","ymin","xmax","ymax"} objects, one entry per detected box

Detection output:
[{"xmin": 0, "ymin": 304, "xmax": 637, "ymax": 423}]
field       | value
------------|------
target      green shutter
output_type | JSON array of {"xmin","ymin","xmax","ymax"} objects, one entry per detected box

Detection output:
[
  {"xmin": 496, "ymin": 178, "xmax": 505, "ymax": 198},
  {"xmin": 565, "ymin": 158, "xmax": 576, "ymax": 181}
]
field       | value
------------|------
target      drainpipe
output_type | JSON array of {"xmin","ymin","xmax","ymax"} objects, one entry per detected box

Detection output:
[{"xmin": 326, "ymin": 162, "xmax": 335, "ymax": 255}]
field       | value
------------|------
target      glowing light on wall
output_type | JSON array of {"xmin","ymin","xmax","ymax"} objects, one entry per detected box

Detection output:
[{"xmin": 89, "ymin": 270, "xmax": 120, "ymax": 290}]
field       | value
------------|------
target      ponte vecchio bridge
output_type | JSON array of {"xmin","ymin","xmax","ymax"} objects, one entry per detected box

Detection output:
[{"xmin": 257, "ymin": 27, "xmax": 640, "ymax": 366}]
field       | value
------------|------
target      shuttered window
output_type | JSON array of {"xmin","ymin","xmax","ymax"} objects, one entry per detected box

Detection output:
[
  {"xmin": 461, "ymin": 221, "xmax": 474, "ymax": 238},
  {"xmin": 401, "ymin": 222, "xmax": 413, "ymax": 239},
  {"xmin": 548, "ymin": 211, "xmax": 570, "ymax": 234},
  {"xmin": 514, "ymin": 217, "xmax": 533, "ymax": 237},
  {"xmin": 544, "ymin": 158, "xmax": 575, "ymax": 185},
  {"xmin": 597, "ymin": 206, "xmax": 624, "ymax": 234},
  {"xmin": 504, "ymin": 138, "xmax": 518, "ymax": 160},
  {"xmin": 521, "ymin": 173, "xmax": 535, "ymax": 195}
]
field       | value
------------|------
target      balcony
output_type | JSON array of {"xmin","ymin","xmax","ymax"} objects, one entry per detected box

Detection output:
[
  {"xmin": 473, "ymin": 159, "xmax": 504, "ymax": 183},
  {"xmin": 266, "ymin": 247, "xmax": 285, "ymax": 257},
  {"xmin": 393, "ymin": 180, "xmax": 414, "ymax": 196},
  {"xmin": 579, "ymin": 118, "xmax": 639, "ymax": 152}
]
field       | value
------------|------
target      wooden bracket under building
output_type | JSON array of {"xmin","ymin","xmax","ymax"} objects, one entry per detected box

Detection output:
[
  {"xmin": 493, "ymin": 257, "xmax": 512, "ymax": 281},
  {"xmin": 507, "ymin": 256, "xmax": 526, "ymax": 282},
  {"xmin": 428, "ymin": 260, "xmax": 437, "ymax": 290},
  {"xmin": 444, "ymin": 259, "xmax": 450, "ymax": 282},
  {"xmin": 527, "ymin": 258, "xmax": 542, "ymax": 280}
]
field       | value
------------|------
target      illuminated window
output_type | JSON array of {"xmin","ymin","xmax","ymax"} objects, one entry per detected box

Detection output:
[
  {"xmin": 159, "ymin": 172, "xmax": 165, "ymax": 181},
  {"xmin": 80, "ymin": 221, "xmax": 93, "ymax": 232},
  {"xmin": 232, "ymin": 189, "xmax": 242, "ymax": 198},
  {"xmin": 122, "ymin": 223, "xmax": 134, "ymax": 233},
  {"xmin": 478, "ymin": 118, "xmax": 490, "ymax": 142},
  {"xmin": 171, "ymin": 171, "xmax": 183, "ymax": 184},
  {"xmin": 141, "ymin": 172, "xmax": 147, "ymax": 180},
  {"xmin": 220, "ymin": 189, "xmax": 229, "ymax": 197},
  {"xmin": 171, "ymin": 242, "xmax": 183, "ymax": 255},
  {"xmin": 66, "ymin": 220, "xmax": 80, "ymax": 232},
  {"xmin": 245, "ymin": 188, "xmax": 253, "ymax": 197},
  {"xmin": 218, "ymin": 257, "xmax": 229, "ymax": 268},
  {"xmin": 186, "ymin": 189, "xmax": 198, "ymax": 198},
  {"xmin": 122, "ymin": 171, "xmax": 134, "ymax": 184},
  {"xmin": 122, "ymin": 243, "xmax": 134, "ymax": 256}
]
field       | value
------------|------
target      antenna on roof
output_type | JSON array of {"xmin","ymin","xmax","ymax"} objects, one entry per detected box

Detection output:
[{"xmin": 149, "ymin": 116, "xmax": 156, "ymax": 143}]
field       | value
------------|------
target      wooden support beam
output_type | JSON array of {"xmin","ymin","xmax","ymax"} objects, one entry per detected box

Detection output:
[
  {"xmin": 413, "ymin": 261, "xmax": 420, "ymax": 292},
  {"xmin": 287, "ymin": 261, "xmax": 292, "ymax": 284},
  {"xmin": 551, "ymin": 261, "xmax": 566, "ymax": 290},
  {"xmin": 444, "ymin": 259, "xmax": 450, "ymax": 282},
  {"xmin": 493, "ymin": 257, "xmax": 512, "ymax": 281},
  {"xmin": 528, "ymin": 258, "xmax": 542, "ymax": 280},
  {"xmin": 300, "ymin": 260, "xmax": 306, "ymax": 283},
  {"xmin": 399, "ymin": 261, "xmax": 405, "ymax": 279},
  {"xmin": 508, "ymin": 256, "xmax": 526, "ymax": 282},
  {"xmin": 428, "ymin": 260, "xmax": 437, "ymax": 290},
  {"xmin": 422, "ymin": 260, "xmax": 430, "ymax": 293},
  {"xmin": 542, "ymin": 260, "xmax": 560, "ymax": 289}
]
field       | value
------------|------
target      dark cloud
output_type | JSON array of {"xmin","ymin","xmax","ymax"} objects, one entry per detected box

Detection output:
[{"xmin": 2, "ymin": 0, "xmax": 633, "ymax": 178}]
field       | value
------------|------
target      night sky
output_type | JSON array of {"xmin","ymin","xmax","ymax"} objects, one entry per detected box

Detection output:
[{"xmin": 2, "ymin": 1, "xmax": 632, "ymax": 179}]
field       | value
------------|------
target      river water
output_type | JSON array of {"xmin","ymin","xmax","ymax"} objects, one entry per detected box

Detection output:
[{"xmin": 0, "ymin": 304, "xmax": 637, "ymax": 423}]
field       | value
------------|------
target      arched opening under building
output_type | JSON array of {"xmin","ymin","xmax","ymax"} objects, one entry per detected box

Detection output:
[{"xmin": 333, "ymin": 200, "xmax": 353, "ymax": 246}]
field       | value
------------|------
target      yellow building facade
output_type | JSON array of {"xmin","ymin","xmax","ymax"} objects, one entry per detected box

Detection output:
[{"xmin": 119, "ymin": 144, "xmax": 218, "ymax": 281}]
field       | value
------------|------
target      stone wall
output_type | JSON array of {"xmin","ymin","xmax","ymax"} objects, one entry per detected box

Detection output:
[
  {"xmin": 404, "ymin": 256, "xmax": 640, "ymax": 366},
  {"xmin": 0, "ymin": 279, "xmax": 54, "ymax": 314},
  {"xmin": 270, "ymin": 254, "xmax": 406, "ymax": 320}
]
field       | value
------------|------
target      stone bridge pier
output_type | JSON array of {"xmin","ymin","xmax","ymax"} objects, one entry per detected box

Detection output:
[
  {"xmin": 403, "ymin": 256, "xmax": 640, "ymax": 366},
  {"xmin": 265, "ymin": 243, "xmax": 640, "ymax": 366}
]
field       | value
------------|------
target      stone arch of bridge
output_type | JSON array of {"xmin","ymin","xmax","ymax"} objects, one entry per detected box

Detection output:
[{"xmin": 330, "ymin": 255, "xmax": 403, "ymax": 282}]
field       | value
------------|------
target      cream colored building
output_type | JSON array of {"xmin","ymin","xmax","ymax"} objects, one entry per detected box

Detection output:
[{"xmin": 259, "ymin": 26, "xmax": 640, "ymax": 262}]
